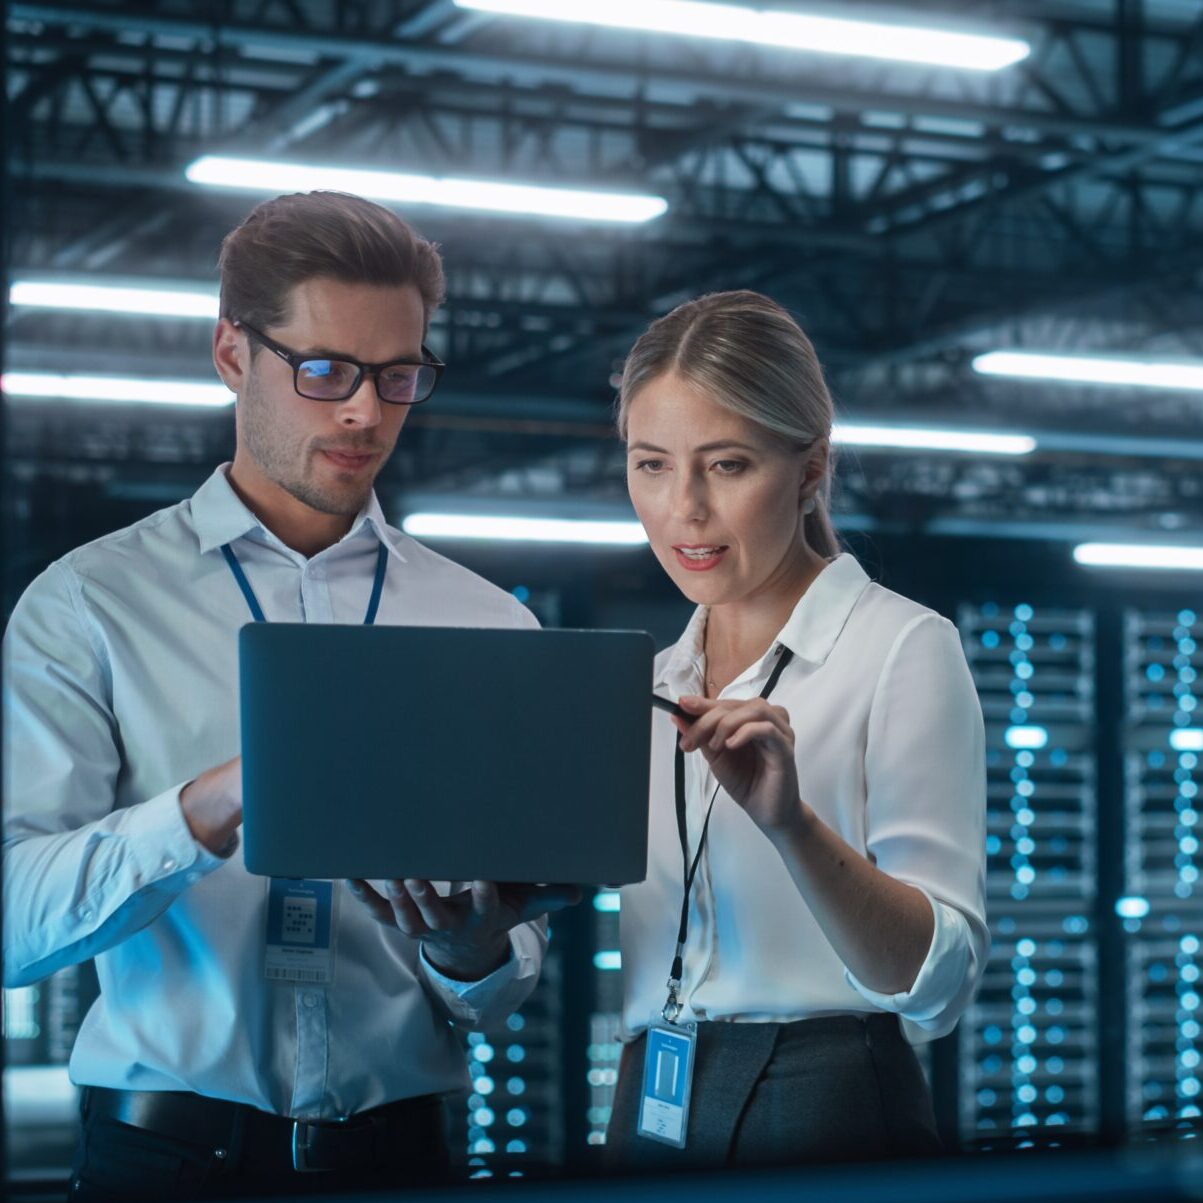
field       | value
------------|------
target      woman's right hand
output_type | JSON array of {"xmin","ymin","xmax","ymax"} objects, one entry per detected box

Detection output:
[{"xmin": 674, "ymin": 696, "xmax": 806, "ymax": 843}]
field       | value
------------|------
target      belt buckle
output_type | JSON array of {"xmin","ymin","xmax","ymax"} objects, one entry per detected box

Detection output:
[{"xmin": 291, "ymin": 1120, "xmax": 334, "ymax": 1173}]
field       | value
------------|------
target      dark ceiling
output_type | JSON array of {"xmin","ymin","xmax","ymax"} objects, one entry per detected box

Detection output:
[{"xmin": 6, "ymin": 0, "xmax": 1203, "ymax": 579}]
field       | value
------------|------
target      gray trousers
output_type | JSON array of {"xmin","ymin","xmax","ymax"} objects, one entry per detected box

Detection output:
[{"xmin": 605, "ymin": 1013, "xmax": 942, "ymax": 1170}]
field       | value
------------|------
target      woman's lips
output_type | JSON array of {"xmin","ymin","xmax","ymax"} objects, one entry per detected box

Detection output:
[
  {"xmin": 320, "ymin": 449, "xmax": 375, "ymax": 472},
  {"xmin": 672, "ymin": 545, "xmax": 729, "ymax": 572}
]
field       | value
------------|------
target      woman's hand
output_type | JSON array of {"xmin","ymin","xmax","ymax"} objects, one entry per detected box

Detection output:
[
  {"xmin": 346, "ymin": 878, "xmax": 580, "ymax": 981},
  {"xmin": 674, "ymin": 696, "xmax": 806, "ymax": 841}
]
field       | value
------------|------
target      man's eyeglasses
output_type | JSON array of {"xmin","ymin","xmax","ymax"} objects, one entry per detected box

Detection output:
[{"xmin": 234, "ymin": 320, "xmax": 444, "ymax": 406}]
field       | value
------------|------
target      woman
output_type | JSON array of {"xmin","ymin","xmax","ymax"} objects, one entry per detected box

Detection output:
[{"xmin": 606, "ymin": 291, "xmax": 987, "ymax": 1168}]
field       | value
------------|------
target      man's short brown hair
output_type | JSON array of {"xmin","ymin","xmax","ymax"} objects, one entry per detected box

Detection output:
[{"xmin": 217, "ymin": 191, "xmax": 446, "ymax": 335}]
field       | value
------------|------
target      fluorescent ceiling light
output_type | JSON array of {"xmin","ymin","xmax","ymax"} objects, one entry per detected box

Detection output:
[
  {"xmin": 10, "ymin": 280, "xmax": 218, "ymax": 319},
  {"xmin": 455, "ymin": 1, "xmax": 1029, "ymax": 71},
  {"xmin": 3, "ymin": 373, "xmax": 234, "ymax": 408},
  {"xmin": 834, "ymin": 423, "xmax": 1035, "ymax": 455},
  {"xmin": 402, "ymin": 513, "xmax": 648, "ymax": 545},
  {"xmin": 974, "ymin": 351, "xmax": 1203, "ymax": 392},
  {"xmin": 1074, "ymin": 543, "xmax": 1203, "ymax": 571},
  {"xmin": 186, "ymin": 156, "xmax": 668, "ymax": 224}
]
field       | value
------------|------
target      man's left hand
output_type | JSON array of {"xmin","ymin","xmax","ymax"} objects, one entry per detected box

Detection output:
[{"xmin": 347, "ymin": 878, "xmax": 581, "ymax": 981}]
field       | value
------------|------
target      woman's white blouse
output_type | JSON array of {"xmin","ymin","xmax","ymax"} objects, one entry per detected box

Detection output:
[{"xmin": 619, "ymin": 553, "xmax": 988, "ymax": 1042}]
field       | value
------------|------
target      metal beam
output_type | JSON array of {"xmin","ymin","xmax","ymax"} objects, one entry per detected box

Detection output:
[{"xmin": 9, "ymin": 3, "xmax": 1169, "ymax": 146}]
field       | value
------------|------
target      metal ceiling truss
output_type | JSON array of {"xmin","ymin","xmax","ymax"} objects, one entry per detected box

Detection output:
[{"xmin": 7, "ymin": 0, "xmax": 1203, "ymax": 542}]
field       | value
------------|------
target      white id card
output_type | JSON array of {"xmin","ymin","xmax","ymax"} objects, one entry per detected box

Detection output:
[
  {"xmin": 637, "ymin": 1019, "xmax": 697, "ymax": 1148},
  {"xmin": 264, "ymin": 878, "xmax": 339, "ymax": 983}
]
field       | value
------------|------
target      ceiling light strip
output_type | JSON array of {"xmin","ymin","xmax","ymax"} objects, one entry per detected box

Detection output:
[
  {"xmin": 185, "ymin": 157, "xmax": 668, "ymax": 224},
  {"xmin": 2, "ymin": 373, "xmax": 234, "ymax": 407},
  {"xmin": 834, "ymin": 424, "xmax": 1035, "ymax": 455},
  {"xmin": 10, "ymin": 280, "xmax": 219, "ymax": 319},
  {"xmin": 974, "ymin": 351, "xmax": 1203, "ymax": 392},
  {"xmin": 454, "ymin": 0, "xmax": 1029, "ymax": 71},
  {"xmin": 1073, "ymin": 543, "xmax": 1203, "ymax": 571},
  {"xmin": 402, "ymin": 513, "xmax": 648, "ymax": 545}
]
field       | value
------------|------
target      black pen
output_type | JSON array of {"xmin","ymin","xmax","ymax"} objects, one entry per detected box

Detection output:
[{"xmin": 652, "ymin": 693, "xmax": 689, "ymax": 720}]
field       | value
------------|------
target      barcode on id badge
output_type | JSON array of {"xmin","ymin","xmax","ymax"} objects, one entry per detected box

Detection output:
[{"xmin": 266, "ymin": 968, "xmax": 326, "ymax": 981}]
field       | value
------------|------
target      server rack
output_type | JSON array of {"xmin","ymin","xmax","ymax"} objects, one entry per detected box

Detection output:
[
  {"xmin": 1122, "ymin": 607, "xmax": 1202, "ymax": 1139},
  {"xmin": 956, "ymin": 603, "xmax": 1101, "ymax": 1143}
]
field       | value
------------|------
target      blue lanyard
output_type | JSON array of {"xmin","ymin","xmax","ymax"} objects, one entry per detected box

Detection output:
[{"xmin": 220, "ymin": 541, "xmax": 390, "ymax": 626}]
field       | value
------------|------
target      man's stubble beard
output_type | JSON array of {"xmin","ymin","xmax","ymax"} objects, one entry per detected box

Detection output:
[{"xmin": 241, "ymin": 369, "xmax": 382, "ymax": 518}]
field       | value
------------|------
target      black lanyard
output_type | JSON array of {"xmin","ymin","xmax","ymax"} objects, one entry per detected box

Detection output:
[
  {"xmin": 663, "ymin": 644, "xmax": 795, "ymax": 1023},
  {"xmin": 220, "ymin": 541, "xmax": 389, "ymax": 626}
]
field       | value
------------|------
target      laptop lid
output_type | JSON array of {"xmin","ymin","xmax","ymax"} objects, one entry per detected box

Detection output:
[{"xmin": 240, "ymin": 624, "xmax": 653, "ymax": 884}]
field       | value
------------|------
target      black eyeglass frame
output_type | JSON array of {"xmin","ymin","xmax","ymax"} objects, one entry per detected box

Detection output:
[{"xmin": 233, "ymin": 319, "xmax": 445, "ymax": 405}]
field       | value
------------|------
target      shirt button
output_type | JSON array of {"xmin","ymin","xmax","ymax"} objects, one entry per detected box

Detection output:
[
  {"xmin": 162, "ymin": 857, "xmax": 177, "ymax": 873},
  {"xmin": 185, "ymin": 871, "xmax": 200, "ymax": 885},
  {"xmin": 302, "ymin": 993, "xmax": 318, "ymax": 1008},
  {"xmin": 77, "ymin": 906, "xmax": 94, "ymax": 922}
]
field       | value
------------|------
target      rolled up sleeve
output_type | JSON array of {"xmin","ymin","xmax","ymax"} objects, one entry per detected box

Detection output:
[
  {"xmin": 3, "ymin": 562, "xmax": 227, "ymax": 988},
  {"xmin": 847, "ymin": 612, "xmax": 989, "ymax": 1038},
  {"xmin": 418, "ymin": 920, "xmax": 547, "ymax": 1029}
]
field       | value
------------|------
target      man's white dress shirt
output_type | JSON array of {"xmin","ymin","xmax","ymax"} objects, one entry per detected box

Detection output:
[
  {"xmin": 4, "ymin": 466, "xmax": 546, "ymax": 1118},
  {"xmin": 620, "ymin": 553, "xmax": 988, "ymax": 1042}
]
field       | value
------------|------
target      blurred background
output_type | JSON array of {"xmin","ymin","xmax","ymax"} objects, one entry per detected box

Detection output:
[{"xmin": 4, "ymin": 0, "xmax": 1203, "ymax": 1195}]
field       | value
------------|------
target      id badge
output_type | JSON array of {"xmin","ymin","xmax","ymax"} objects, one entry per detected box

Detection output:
[
  {"xmin": 637, "ymin": 1016, "xmax": 697, "ymax": 1148},
  {"xmin": 264, "ymin": 878, "xmax": 339, "ymax": 984}
]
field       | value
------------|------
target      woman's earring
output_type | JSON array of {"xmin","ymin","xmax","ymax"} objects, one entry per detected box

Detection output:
[{"xmin": 802, "ymin": 497, "xmax": 817, "ymax": 516}]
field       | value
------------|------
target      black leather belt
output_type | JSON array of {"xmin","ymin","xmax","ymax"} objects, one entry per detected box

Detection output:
[{"xmin": 83, "ymin": 1086, "xmax": 450, "ymax": 1175}]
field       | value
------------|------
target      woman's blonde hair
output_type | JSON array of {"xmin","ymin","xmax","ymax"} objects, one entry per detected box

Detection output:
[{"xmin": 616, "ymin": 289, "xmax": 840, "ymax": 558}]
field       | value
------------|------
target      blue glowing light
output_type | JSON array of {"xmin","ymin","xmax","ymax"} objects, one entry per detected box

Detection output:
[
  {"xmin": 593, "ymin": 950, "xmax": 622, "ymax": 971},
  {"xmin": 1006, "ymin": 725, "xmax": 1049, "ymax": 750},
  {"xmin": 1116, "ymin": 896, "xmax": 1151, "ymax": 919}
]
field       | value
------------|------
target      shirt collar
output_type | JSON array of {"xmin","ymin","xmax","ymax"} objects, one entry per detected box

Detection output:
[
  {"xmin": 192, "ymin": 464, "xmax": 407, "ymax": 563},
  {"xmin": 356, "ymin": 490, "xmax": 408, "ymax": 565},
  {"xmin": 656, "ymin": 604, "xmax": 710, "ymax": 693},
  {"xmin": 654, "ymin": 552, "xmax": 871, "ymax": 691},
  {"xmin": 775, "ymin": 552, "xmax": 871, "ymax": 667}
]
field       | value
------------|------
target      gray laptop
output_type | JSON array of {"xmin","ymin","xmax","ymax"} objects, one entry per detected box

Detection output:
[{"xmin": 239, "ymin": 624, "xmax": 653, "ymax": 883}]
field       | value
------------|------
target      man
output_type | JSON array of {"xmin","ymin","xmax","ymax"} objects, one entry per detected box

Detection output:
[{"xmin": 4, "ymin": 191, "xmax": 576, "ymax": 1200}]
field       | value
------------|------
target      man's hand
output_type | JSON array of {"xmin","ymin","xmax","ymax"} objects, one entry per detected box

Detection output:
[
  {"xmin": 179, "ymin": 756, "xmax": 243, "ymax": 855},
  {"xmin": 348, "ymin": 878, "xmax": 581, "ymax": 981}
]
